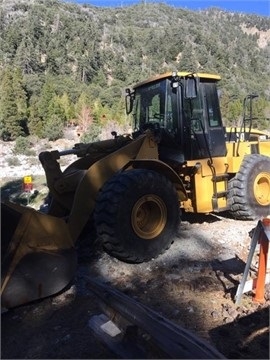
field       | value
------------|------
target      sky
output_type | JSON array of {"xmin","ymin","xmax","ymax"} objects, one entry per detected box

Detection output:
[{"xmin": 68, "ymin": 0, "xmax": 270, "ymax": 17}]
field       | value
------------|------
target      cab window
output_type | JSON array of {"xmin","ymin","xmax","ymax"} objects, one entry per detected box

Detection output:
[{"xmin": 204, "ymin": 83, "xmax": 222, "ymax": 127}]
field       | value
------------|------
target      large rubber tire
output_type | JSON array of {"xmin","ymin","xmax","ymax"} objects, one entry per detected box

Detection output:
[
  {"xmin": 228, "ymin": 154, "xmax": 270, "ymax": 220},
  {"xmin": 94, "ymin": 169, "xmax": 180, "ymax": 263}
]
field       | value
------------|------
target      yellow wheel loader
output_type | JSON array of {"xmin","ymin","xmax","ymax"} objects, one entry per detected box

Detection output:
[{"xmin": 2, "ymin": 72, "xmax": 270, "ymax": 308}]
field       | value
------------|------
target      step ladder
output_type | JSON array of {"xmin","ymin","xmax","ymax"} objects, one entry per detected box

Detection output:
[
  {"xmin": 208, "ymin": 160, "xmax": 229, "ymax": 212},
  {"xmin": 235, "ymin": 218, "xmax": 270, "ymax": 305},
  {"xmin": 211, "ymin": 173, "xmax": 229, "ymax": 211}
]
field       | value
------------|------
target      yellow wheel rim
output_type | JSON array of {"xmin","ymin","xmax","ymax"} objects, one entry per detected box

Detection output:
[
  {"xmin": 131, "ymin": 195, "xmax": 167, "ymax": 239},
  {"xmin": 253, "ymin": 172, "xmax": 270, "ymax": 206}
]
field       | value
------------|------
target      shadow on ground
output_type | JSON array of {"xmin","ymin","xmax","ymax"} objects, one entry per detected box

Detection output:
[
  {"xmin": 181, "ymin": 210, "xmax": 236, "ymax": 224},
  {"xmin": 210, "ymin": 306, "xmax": 269, "ymax": 359}
]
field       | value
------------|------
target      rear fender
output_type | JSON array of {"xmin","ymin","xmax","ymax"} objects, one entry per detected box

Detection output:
[{"xmin": 259, "ymin": 141, "xmax": 270, "ymax": 156}]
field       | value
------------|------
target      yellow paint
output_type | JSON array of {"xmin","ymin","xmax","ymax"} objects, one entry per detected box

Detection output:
[
  {"xmin": 133, "ymin": 72, "xmax": 220, "ymax": 88},
  {"xmin": 23, "ymin": 176, "xmax": 32, "ymax": 184}
]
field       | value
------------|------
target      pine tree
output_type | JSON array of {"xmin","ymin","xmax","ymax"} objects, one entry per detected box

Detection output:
[
  {"xmin": 28, "ymin": 96, "xmax": 44, "ymax": 138},
  {"xmin": 42, "ymin": 114, "xmax": 64, "ymax": 140},
  {"xmin": 14, "ymin": 36, "xmax": 36, "ymax": 74},
  {"xmin": 13, "ymin": 68, "xmax": 28, "ymax": 121},
  {"xmin": 38, "ymin": 78, "xmax": 56, "ymax": 122},
  {"xmin": 59, "ymin": 92, "xmax": 74, "ymax": 125},
  {"xmin": 0, "ymin": 68, "xmax": 26, "ymax": 140},
  {"xmin": 47, "ymin": 95, "xmax": 66, "ymax": 125}
]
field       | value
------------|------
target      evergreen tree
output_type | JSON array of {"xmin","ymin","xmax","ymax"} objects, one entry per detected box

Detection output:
[
  {"xmin": 178, "ymin": 46, "xmax": 198, "ymax": 73},
  {"xmin": 47, "ymin": 95, "xmax": 66, "ymax": 125},
  {"xmin": 59, "ymin": 92, "xmax": 74, "ymax": 125},
  {"xmin": 28, "ymin": 97, "xmax": 44, "ymax": 138},
  {"xmin": 42, "ymin": 114, "xmax": 64, "ymax": 140},
  {"xmin": 0, "ymin": 0, "xmax": 269, "ymax": 139},
  {"xmin": 38, "ymin": 78, "xmax": 57, "ymax": 121},
  {"xmin": 14, "ymin": 36, "xmax": 37, "ymax": 74},
  {"xmin": 74, "ymin": 92, "xmax": 91, "ymax": 118},
  {"xmin": 13, "ymin": 68, "xmax": 28, "ymax": 119},
  {"xmin": 0, "ymin": 68, "xmax": 26, "ymax": 140},
  {"xmin": 227, "ymin": 99, "xmax": 244, "ymax": 126}
]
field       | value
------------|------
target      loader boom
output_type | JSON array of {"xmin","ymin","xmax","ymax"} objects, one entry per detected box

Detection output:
[{"xmin": 39, "ymin": 130, "xmax": 187, "ymax": 242}]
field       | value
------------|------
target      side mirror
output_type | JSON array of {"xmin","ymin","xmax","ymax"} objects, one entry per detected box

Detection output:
[
  {"xmin": 125, "ymin": 88, "xmax": 134, "ymax": 115},
  {"xmin": 184, "ymin": 77, "xmax": 198, "ymax": 99}
]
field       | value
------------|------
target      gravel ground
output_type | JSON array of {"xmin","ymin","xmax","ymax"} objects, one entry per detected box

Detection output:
[
  {"xmin": 0, "ymin": 135, "xmax": 78, "ymax": 178},
  {"xmin": 2, "ymin": 211, "xmax": 270, "ymax": 359}
]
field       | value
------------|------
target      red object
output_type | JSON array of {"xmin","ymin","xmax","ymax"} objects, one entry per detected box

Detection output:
[
  {"xmin": 253, "ymin": 218, "xmax": 270, "ymax": 303},
  {"xmin": 23, "ymin": 183, "xmax": 33, "ymax": 192}
]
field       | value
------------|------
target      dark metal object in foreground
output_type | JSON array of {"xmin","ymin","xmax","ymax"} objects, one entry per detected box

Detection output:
[{"xmin": 86, "ymin": 278, "xmax": 225, "ymax": 359}]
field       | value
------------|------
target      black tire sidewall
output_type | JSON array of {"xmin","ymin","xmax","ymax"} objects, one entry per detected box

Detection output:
[
  {"xmin": 117, "ymin": 173, "xmax": 178, "ymax": 256},
  {"xmin": 245, "ymin": 156, "xmax": 270, "ymax": 215},
  {"xmin": 96, "ymin": 169, "xmax": 179, "ymax": 261},
  {"xmin": 231, "ymin": 155, "xmax": 270, "ymax": 219}
]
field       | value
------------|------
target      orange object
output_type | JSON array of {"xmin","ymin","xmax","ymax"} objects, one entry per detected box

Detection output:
[{"xmin": 253, "ymin": 218, "xmax": 270, "ymax": 303}]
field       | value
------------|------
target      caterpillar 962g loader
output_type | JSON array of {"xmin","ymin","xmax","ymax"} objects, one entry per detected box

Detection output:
[{"xmin": 2, "ymin": 71, "xmax": 270, "ymax": 308}]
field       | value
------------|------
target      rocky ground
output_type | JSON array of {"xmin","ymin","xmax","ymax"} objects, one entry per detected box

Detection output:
[
  {"xmin": 0, "ymin": 131, "xmax": 78, "ymax": 179},
  {"xmin": 1, "ymin": 138, "xmax": 270, "ymax": 359}
]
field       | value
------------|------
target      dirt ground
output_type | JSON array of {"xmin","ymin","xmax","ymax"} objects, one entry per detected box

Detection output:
[
  {"xmin": 1, "ymin": 138, "xmax": 269, "ymax": 359},
  {"xmin": 1, "ymin": 209, "xmax": 270, "ymax": 359}
]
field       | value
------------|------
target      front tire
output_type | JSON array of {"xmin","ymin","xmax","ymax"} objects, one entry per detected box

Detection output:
[
  {"xmin": 228, "ymin": 154, "xmax": 270, "ymax": 220},
  {"xmin": 94, "ymin": 169, "xmax": 180, "ymax": 263}
]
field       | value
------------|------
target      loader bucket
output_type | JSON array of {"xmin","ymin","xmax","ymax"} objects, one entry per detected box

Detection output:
[{"xmin": 1, "ymin": 202, "xmax": 77, "ymax": 309}]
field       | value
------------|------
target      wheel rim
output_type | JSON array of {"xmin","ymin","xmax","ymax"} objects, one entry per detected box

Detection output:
[
  {"xmin": 253, "ymin": 172, "xmax": 270, "ymax": 206},
  {"xmin": 131, "ymin": 195, "xmax": 167, "ymax": 239}
]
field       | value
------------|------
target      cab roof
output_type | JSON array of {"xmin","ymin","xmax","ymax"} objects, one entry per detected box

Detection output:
[{"xmin": 133, "ymin": 71, "xmax": 221, "ymax": 89}]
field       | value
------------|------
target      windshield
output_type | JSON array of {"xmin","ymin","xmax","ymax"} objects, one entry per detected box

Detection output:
[{"xmin": 133, "ymin": 80, "xmax": 167, "ymax": 130}]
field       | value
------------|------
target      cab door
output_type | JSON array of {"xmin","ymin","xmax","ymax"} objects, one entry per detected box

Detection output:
[{"xmin": 183, "ymin": 82, "xmax": 227, "ymax": 160}]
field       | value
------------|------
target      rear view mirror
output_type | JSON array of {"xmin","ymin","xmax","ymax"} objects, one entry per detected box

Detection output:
[
  {"xmin": 184, "ymin": 77, "xmax": 198, "ymax": 99},
  {"xmin": 125, "ymin": 88, "xmax": 134, "ymax": 115}
]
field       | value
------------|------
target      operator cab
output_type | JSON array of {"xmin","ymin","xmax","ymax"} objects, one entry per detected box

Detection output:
[{"xmin": 126, "ymin": 72, "xmax": 227, "ymax": 163}]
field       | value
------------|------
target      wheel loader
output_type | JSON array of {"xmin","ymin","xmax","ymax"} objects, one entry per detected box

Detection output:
[{"xmin": 2, "ymin": 71, "xmax": 270, "ymax": 308}]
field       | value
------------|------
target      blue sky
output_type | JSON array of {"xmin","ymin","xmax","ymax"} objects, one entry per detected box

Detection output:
[{"xmin": 68, "ymin": 0, "xmax": 270, "ymax": 17}]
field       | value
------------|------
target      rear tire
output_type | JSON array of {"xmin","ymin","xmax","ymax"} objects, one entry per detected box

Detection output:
[
  {"xmin": 228, "ymin": 154, "xmax": 270, "ymax": 219},
  {"xmin": 94, "ymin": 169, "xmax": 180, "ymax": 263}
]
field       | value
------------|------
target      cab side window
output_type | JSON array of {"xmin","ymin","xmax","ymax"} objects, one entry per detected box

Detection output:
[
  {"xmin": 183, "ymin": 86, "xmax": 204, "ymax": 133},
  {"xmin": 204, "ymin": 83, "xmax": 222, "ymax": 127}
]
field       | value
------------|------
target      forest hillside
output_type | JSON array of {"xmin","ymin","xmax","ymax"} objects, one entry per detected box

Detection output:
[{"xmin": 0, "ymin": 0, "xmax": 269, "ymax": 143}]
